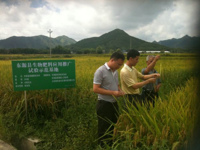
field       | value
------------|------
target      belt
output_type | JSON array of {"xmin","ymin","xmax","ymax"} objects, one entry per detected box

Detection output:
[{"xmin": 98, "ymin": 99, "xmax": 117, "ymax": 103}]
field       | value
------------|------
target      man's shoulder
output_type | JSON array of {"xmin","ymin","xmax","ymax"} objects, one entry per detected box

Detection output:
[
  {"xmin": 132, "ymin": 67, "xmax": 139, "ymax": 72},
  {"xmin": 94, "ymin": 65, "xmax": 104, "ymax": 76},
  {"xmin": 120, "ymin": 67, "xmax": 131, "ymax": 77},
  {"xmin": 96, "ymin": 65, "xmax": 106, "ymax": 71},
  {"xmin": 120, "ymin": 66, "xmax": 127, "ymax": 73}
]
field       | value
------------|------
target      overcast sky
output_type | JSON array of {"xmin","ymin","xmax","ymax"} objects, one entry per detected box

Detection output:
[{"xmin": 0, "ymin": 0, "xmax": 199, "ymax": 42}]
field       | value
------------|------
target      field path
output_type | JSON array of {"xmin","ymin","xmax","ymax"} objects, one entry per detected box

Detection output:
[{"xmin": 0, "ymin": 140, "xmax": 16, "ymax": 150}]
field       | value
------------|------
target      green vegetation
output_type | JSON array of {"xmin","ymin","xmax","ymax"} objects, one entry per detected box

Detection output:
[
  {"xmin": 68, "ymin": 29, "xmax": 171, "ymax": 52},
  {"xmin": 0, "ymin": 35, "xmax": 76, "ymax": 49},
  {"xmin": 113, "ymin": 77, "xmax": 198, "ymax": 149},
  {"xmin": 1, "ymin": 29, "xmax": 199, "ymax": 54},
  {"xmin": 0, "ymin": 54, "xmax": 199, "ymax": 149},
  {"xmin": 158, "ymin": 35, "xmax": 200, "ymax": 52}
]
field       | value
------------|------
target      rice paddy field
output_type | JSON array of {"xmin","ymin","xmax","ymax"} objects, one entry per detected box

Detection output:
[{"xmin": 0, "ymin": 53, "xmax": 199, "ymax": 150}]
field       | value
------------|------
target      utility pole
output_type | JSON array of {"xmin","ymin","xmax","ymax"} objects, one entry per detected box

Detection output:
[{"xmin": 47, "ymin": 29, "xmax": 53, "ymax": 57}]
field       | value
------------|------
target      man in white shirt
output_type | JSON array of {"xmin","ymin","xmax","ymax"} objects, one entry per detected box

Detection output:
[{"xmin": 93, "ymin": 51, "xmax": 125, "ymax": 146}]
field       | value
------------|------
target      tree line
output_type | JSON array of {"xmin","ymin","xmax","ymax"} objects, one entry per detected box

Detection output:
[
  {"xmin": 0, "ymin": 45, "xmax": 70, "ymax": 54},
  {"xmin": 0, "ymin": 45, "xmax": 119, "ymax": 54},
  {"xmin": 0, "ymin": 45, "xmax": 193, "ymax": 54}
]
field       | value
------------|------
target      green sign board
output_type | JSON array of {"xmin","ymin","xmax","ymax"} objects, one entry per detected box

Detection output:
[{"xmin": 12, "ymin": 60, "xmax": 76, "ymax": 91}]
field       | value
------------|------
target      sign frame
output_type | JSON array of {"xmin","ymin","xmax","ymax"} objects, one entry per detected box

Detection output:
[{"xmin": 12, "ymin": 59, "xmax": 76, "ymax": 91}]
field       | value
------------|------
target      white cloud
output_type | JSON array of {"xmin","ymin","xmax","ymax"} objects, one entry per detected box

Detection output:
[
  {"xmin": 0, "ymin": 0, "xmax": 199, "ymax": 42},
  {"xmin": 126, "ymin": 0, "xmax": 200, "ymax": 42}
]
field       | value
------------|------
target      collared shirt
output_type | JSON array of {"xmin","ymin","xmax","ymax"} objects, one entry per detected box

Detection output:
[
  {"xmin": 120, "ymin": 64, "xmax": 144, "ymax": 94},
  {"xmin": 93, "ymin": 63, "xmax": 119, "ymax": 102}
]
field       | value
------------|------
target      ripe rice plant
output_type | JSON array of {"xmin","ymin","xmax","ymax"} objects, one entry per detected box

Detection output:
[
  {"xmin": 113, "ymin": 77, "xmax": 199, "ymax": 150},
  {"xmin": 0, "ymin": 54, "xmax": 199, "ymax": 150}
]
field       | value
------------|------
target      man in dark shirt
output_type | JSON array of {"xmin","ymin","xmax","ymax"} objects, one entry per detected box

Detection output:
[{"xmin": 141, "ymin": 55, "xmax": 161, "ymax": 107}]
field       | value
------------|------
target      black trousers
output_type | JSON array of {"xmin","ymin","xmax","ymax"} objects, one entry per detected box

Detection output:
[
  {"xmin": 142, "ymin": 89, "xmax": 158, "ymax": 107},
  {"xmin": 96, "ymin": 100, "xmax": 119, "ymax": 146},
  {"xmin": 126, "ymin": 94, "xmax": 143, "ymax": 109}
]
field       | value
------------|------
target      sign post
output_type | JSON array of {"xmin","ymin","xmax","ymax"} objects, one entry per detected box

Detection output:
[{"xmin": 24, "ymin": 91, "xmax": 27, "ymax": 122}]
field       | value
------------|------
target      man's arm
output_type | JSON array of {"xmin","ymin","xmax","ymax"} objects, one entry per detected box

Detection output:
[
  {"xmin": 155, "ymin": 83, "xmax": 161, "ymax": 92},
  {"xmin": 144, "ymin": 55, "xmax": 160, "ymax": 74},
  {"xmin": 132, "ymin": 78, "xmax": 156, "ymax": 89},
  {"xmin": 93, "ymin": 84, "xmax": 124, "ymax": 97},
  {"xmin": 143, "ymin": 73, "xmax": 160, "ymax": 80}
]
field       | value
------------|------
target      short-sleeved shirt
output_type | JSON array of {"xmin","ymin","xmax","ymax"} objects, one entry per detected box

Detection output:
[
  {"xmin": 120, "ymin": 64, "xmax": 144, "ymax": 94},
  {"xmin": 93, "ymin": 63, "xmax": 119, "ymax": 102},
  {"xmin": 141, "ymin": 68, "xmax": 161, "ymax": 91}
]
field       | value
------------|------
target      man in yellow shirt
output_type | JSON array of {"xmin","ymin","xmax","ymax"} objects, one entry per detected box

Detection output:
[{"xmin": 120, "ymin": 49, "xmax": 160, "ymax": 108}]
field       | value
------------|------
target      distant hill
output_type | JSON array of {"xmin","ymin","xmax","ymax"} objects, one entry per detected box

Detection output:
[
  {"xmin": 2, "ymin": 29, "xmax": 199, "ymax": 53},
  {"xmin": 156, "ymin": 35, "xmax": 200, "ymax": 51},
  {"xmin": 69, "ymin": 29, "xmax": 171, "ymax": 52},
  {"xmin": 0, "ymin": 35, "xmax": 76, "ymax": 49}
]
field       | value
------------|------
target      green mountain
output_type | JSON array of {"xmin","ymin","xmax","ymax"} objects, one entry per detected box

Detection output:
[
  {"xmin": 69, "ymin": 29, "xmax": 171, "ymax": 52},
  {"xmin": 157, "ymin": 35, "xmax": 200, "ymax": 52},
  {"xmin": 0, "ymin": 35, "xmax": 76, "ymax": 49}
]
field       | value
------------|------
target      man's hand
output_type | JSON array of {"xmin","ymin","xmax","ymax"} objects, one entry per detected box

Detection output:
[
  {"xmin": 155, "ymin": 55, "xmax": 160, "ymax": 61},
  {"xmin": 152, "ymin": 73, "xmax": 160, "ymax": 78},
  {"xmin": 155, "ymin": 84, "xmax": 161, "ymax": 92},
  {"xmin": 112, "ymin": 90, "xmax": 125, "ymax": 97},
  {"xmin": 148, "ymin": 78, "xmax": 156, "ymax": 83}
]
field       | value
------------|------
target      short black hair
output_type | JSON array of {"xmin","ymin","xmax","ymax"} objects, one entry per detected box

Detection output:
[
  {"xmin": 127, "ymin": 49, "xmax": 140, "ymax": 60},
  {"xmin": 110, "ymin": 51, "xmax": 125, "ymax": 61}
]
